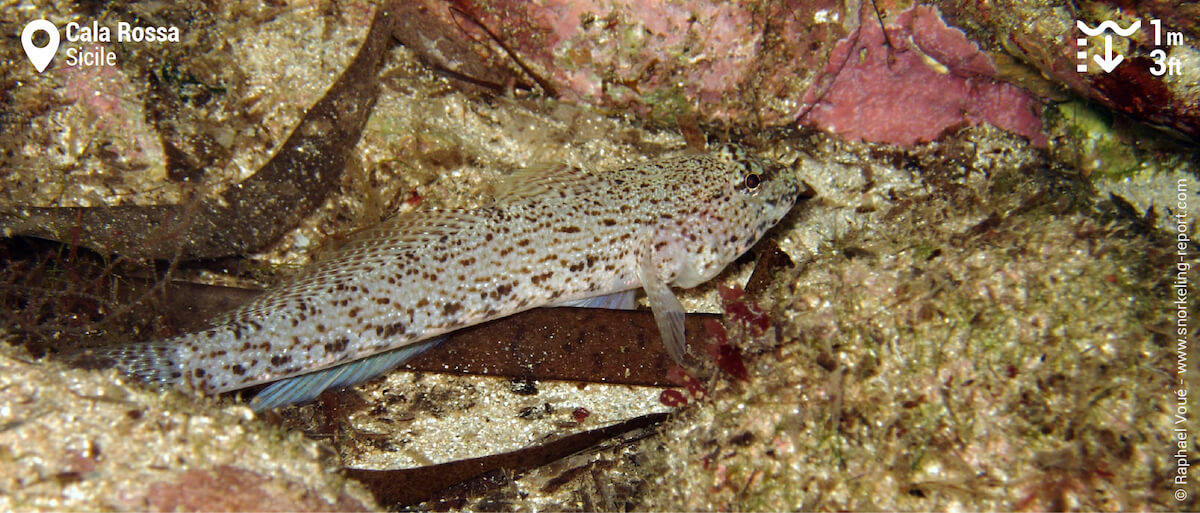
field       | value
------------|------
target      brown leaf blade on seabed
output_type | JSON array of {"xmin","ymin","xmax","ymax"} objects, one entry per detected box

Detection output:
[
  {"xmin": 0, "ymin": 3, "xmax": 402, "ymax": 260},
  {"xmin": 344, "ymin": 412, "xmax": 669, "ymax": 508},
  {"xmin": 403, "ymin": 307, "xmax": 719, "ymax": 387}
]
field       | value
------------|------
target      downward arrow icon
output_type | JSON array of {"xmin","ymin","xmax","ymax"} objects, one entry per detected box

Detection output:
[{"xmin": 1093, "ymin": 35, "xmax": 1123, "ymax": 73}]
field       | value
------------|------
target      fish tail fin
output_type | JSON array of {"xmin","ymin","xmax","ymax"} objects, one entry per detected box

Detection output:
[
  {"xmin": 250, "ymin": 336, "xmax": 445, "ymax": 411},
  {"xmin": 66, "ymin": 341, "xmax": 184, "ymax": 386}
]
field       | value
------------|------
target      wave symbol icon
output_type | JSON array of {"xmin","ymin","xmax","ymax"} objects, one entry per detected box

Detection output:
[{"xmin": 1077, "ymin": 20, "xmax": 1141, "ymax": 37}]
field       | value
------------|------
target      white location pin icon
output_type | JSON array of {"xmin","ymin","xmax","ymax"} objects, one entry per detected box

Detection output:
[{"xmin": 22, "ymin": 19, "xmax": 60, "ymax": 73}]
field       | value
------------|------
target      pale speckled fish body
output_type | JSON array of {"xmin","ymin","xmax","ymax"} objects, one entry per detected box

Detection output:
[{"xmin": 108, "ymin": 146, "xmax": 800, "ymax": 405}]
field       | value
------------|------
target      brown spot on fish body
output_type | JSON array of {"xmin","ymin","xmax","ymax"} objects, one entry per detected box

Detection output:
[
  {"xmin": 325, "ymin": 337, "xmax": 350, "ymax": 355},
  {"xmin": 376, "ymin": 322, "xmax": 405, "ymax": 338},
  {"xmin": 492, "ymin": 283, "xmax": 513, "ymax": 299}
]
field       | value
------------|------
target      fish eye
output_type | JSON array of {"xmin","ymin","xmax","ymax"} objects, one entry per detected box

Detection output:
[{"xmin": 743, "ymin": 173, "xmax": 761, "ymax": 190}]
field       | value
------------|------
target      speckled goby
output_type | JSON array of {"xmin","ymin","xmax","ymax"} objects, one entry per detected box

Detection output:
[{"xmin": 102, "ymin": 145, "xmax": 801, "ymax": 410}]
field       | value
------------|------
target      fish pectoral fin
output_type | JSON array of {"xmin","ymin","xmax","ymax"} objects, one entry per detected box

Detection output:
[
  {"xmin": 636, "ymin": 246, "xmax": 690, "ymax": 367},
  {"xmin": 552, "ymin": 290, "xmax": 637, "ymax": 310},
  {"xmin": 249, "ymin": 336, "xmax": 445, "ymax": 411}
]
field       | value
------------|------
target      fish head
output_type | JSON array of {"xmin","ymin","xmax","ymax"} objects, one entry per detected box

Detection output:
[{"xmin": 667, "ymin": 145, "xmax": 801, "ymax": 288}]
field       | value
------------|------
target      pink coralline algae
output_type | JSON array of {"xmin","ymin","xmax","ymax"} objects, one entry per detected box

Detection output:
[
  {"xmin": 659, "ymin": 388, "xmax": 688, "ymax": 407},
  {"xmin": 452, "ymin": 0, "xmax": 763, "ymax": 117},
  {"xmin": 717, "ymin": 285, "xmax": 769, "ymax": 337},
  {"xmin": 703, "ymin": 319, "xmax": 749, "ymax": 382},
  {"xmin": 420, "ymin": 1, "xmax": 1050, "ymax": 145},
  {"xmin": 667, "ymin": 364, "xmax": 708, "ymax": 400},
  {"xmin": 801, "ymin": 5, "xmax": 1048, "ymax": 147}
]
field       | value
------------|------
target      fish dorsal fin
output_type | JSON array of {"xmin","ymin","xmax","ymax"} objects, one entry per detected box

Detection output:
[
  {"xmin": 493, "ymin": 162, "xmax": 602, "ymax": 203},
  {"xmin": 345, "ymin": 208, "xmax": 483, "ymax": 249}
]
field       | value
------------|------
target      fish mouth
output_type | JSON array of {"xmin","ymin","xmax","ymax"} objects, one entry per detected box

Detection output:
[
  {"xmin": 769, "ymin": 176, "xmax": 807, "ymax": 205},
  {"xmin": 785, "ymin": 179, "xmax": 816, "ymax": 207},
  {"xmin": 757, "ymin": 178, "xmax": 812, "ymax": 226}
]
